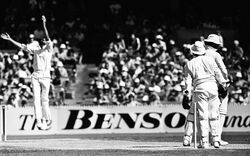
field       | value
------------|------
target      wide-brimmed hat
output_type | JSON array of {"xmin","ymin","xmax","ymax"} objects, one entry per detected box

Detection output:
[
  {"xmin": 204, "ymin": 34, "xmax": 221, "ymax": 45},
  {"xmin": 190, "ymin": 41, "xmax": 205, "ymax": 55}
]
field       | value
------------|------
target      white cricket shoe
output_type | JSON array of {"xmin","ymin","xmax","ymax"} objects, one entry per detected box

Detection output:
[
  {"xmin": 45, "ymin": 120, "xmax": 52, "ymax": 130},
  {"xmin": 37, "ymin": 120, "xmax": 48, "ymax": 130},
  {"xmin": 198, "ymin": 141, "xmax": 209, "ymax": 149},
  {"xmin": 213, "ymin": 141, "xmax": 220, "ymax": 148},
  {"xmin": 183, "ymin": 135, "xmax": 191, "ymax": 146},
  {"xmin": 220, "ymin": 140, "xmax": 229, "ymax": 146}
]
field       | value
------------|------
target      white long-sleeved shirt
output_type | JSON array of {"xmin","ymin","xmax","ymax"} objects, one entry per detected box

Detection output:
[
  {"xmin": 22, "ymin": 39, "xmax": 53, "ymax": 78},
  {"xmin": 205, "ymin": 48, "xmax": 228, "ymax": 80},
  {"xmin": 184, "ymin": 55, "xmax": 225, "ymax": 94}
]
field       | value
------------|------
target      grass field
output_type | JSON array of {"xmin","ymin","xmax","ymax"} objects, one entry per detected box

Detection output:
[{"xmin": 0, "ymin": 133, "xmax": 250, "ymax": 156}]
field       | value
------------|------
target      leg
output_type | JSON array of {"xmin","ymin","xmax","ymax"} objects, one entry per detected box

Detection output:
[
  {"xmin": 40, "ymin": 78, "xmax": 52, "ymax": 121},
  {"xmin": 183, "ymin": 120, "xmax": 193, "ymax": 146},
  {"xmin": 31, "ymin": 77, "xmax": 42, "ymax": 121},
  {"xmin": 208, "ymin": 91, "xmax": 221, "ymax": 148},
  {"xmin": 219, "ymin": 94, "xmax": 229, "ymax": 145},
  {"xmin": 194, "ymin": 91, "xmax": 210, "ymax": 148},
  {"xmin": 183, "ymin": 103, "xmax": 194, "ymax": 146}
]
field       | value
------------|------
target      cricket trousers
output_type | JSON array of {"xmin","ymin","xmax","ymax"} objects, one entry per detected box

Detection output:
[
  {"xmin": 185, "ymin": 82, "xmax": 220, "ymax": 143},
  {"xmin": 31, "ymin": 75, "xmax": 52, "ymax": 121},
  {"xmin": 218, "ymin": 94, "xmax": 228, "ymax": 140}
]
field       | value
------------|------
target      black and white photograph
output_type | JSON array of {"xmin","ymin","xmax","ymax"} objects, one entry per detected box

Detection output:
[{"xmin": 0, "ymin": 0, "xmax": 249, "ymax": 155}]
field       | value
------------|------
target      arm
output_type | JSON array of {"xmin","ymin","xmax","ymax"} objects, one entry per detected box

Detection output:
[
  {"xmin": 183, "ymin": 64, "xmax": 192, "ymax": 99},
  {"xmin": 120, "ymin": 39, "xmax": 126, "ymax": 50},
  {"xmin": 1, "ymin": 33, "xmax": 25, "ymax": 49},
  {"xmin": 136, "ymin": 38, "xmax": 141, "ymax": 51},
  {"xmin": 215, "ymin": 53, "xmax": 228, "ymax": 80},
  {"xmin": 42, "ymin": 15, "xmax": 50, "ymax": 40},
  {"xmin": 42, "ymin": 15, "xmax": 54, "ymax": 52},
  {"xmin": 211, "ymin": 59, "xmax": 229, "ymax": 99}
]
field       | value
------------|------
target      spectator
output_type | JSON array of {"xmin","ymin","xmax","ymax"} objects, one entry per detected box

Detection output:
[
  {"xmin": 112, "ymin": 32, "xmax": 126, "ymax": 53},
  {"xmin": 55, "ymin": 61, "xmax": 69, "ymax": 78},
  {"xmin": 155, "ymin": 34, "xmax": 167, "ymax": 52},
  {"xmin": 230, "ymin": 40, "xmax": 245, "ymax": 70},
  {"xmin": 127, "ymin": 33, "xmax": 141, "ymax": 55}
]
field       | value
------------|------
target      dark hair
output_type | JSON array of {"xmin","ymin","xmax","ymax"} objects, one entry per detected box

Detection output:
[{"xmin": 37, "ymin": 38, "xmax": 45, "ymax": 46}]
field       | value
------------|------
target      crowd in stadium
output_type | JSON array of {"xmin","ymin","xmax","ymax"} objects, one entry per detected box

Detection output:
[
  {"xmin": 84, "ymin": 1, "xmax": 250, "ymax": 106},
  {"xmin": 0, "ymin": 0, "xmax": 249, "ymax": 107},
  {"xmin": 88, "ymin": 31, "xmax": 250, "ymax": 106}
]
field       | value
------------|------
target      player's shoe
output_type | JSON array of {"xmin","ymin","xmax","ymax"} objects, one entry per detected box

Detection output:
[
  {"xmin": 36, "ymin": 120, "xmax": 47, "ymax": 130},
  {"xmin": 219, "ymin": 140, "xmax": 229, "ymax": 146},
  {"xmin": 45, "ymin": 120, "xmax": 52, "ymax": 130},
  {"xmin": 183, "ymin": 135, "xmax": 191, "ymax": 146},
  {"xmin": 198, "ymin": 138, "xmax": 210, "ymax": 149},
  {"xmin": 198, "ymin": 141, "xmax": 209, "ymax": 149},
  {"xmin": 212, "ymin": 141, "xmax": 220, "ymax": 148}
]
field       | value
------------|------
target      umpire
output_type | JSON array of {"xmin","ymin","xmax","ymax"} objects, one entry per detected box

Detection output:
[{"xmin": 204, "ymin": 34, "xmax": 229, "ymax": 146}]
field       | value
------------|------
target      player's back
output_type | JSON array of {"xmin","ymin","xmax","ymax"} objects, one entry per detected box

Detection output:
[
  {"xmin": 186, "ymin": 55, "xmax": 217, "ymax": 82},
  {"xmin": 205, "ymin": 48, "xmax": 228, "ymax": 80}
]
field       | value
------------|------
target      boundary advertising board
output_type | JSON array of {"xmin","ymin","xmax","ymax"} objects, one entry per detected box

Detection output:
[{"xmin": 0, "ymin": 104, "xmax": 249, "ymax": 135}]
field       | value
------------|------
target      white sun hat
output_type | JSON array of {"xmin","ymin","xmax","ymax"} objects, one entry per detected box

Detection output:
[
  {"xmin": 190, "ymin": 41, "xmax": 206, "ymax": 55},
  {"xmin": 204, "ymin": 34, "xmax": 221, "ymax": 45}
]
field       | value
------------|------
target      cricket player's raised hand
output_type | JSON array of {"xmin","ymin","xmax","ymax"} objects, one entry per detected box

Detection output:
[
  {"xmin": 42, "ymin": 15, "xmax": 46, "ymax": 23},
  {"xmin": 42, "ymin": 15, "xmax": 50, "ymax": 40},
  {"xmin": 0, "ymin": 32, "xmax": 24, "ymax": 49},
  {"xmin": 1, "ymin": 33, "xmax": 11, "ymax": 40}
]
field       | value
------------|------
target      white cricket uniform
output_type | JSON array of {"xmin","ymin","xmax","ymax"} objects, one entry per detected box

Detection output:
[
  {"xmin": 184, "ymin": 55, "xmax": 225, "ymax": 142},
  {"xmin": 205, "ymin": 49, "xmax": 228, "ymax": 80},
  {"xmin": 22, "ymin": 39, "xmax": 53, "ymax": 121},
  {"xmin": 205, "ymin": 49, "xmax": 228, "ymax": 115}
]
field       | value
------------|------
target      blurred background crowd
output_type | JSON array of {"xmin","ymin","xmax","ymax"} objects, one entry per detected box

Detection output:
[
  {"xmin": 87, "ymin": 31, "xmax": 250, "ymax": 106},
  {"xmin": 0, "ymin": 0, "xmax": 249, "ymax": 107}
]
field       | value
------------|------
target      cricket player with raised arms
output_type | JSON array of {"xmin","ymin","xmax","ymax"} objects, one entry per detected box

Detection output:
[{"xmin": 1, "ymin": 15, "xmax": 53, "ymax": 130}]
